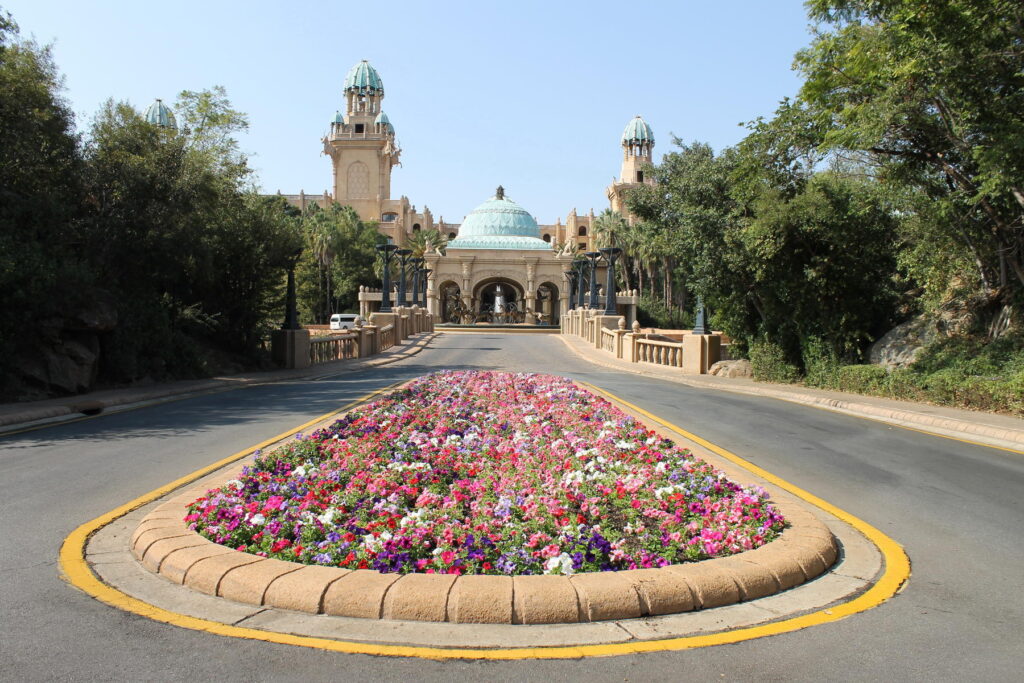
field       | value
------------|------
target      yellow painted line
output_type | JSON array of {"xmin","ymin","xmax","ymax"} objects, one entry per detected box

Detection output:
[{"xmin": 61, "ymin": 379, "xmax": 910, "ymax": 660}]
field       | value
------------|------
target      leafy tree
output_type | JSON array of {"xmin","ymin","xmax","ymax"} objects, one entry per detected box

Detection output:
[
  {"xmin": 0, "ymin": 12, "xmax": 88, "ymax": 395},
  {"xmin": 796, "ymin": 0, "xmax": 1024, "ymax": 330},
  {"xmin": 406, "ymin": 227, "xmax": 448, "ymax": 257}
]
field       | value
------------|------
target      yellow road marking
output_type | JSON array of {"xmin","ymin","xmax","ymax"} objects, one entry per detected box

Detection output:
[{"xmin": 61, "ymin": 379, "xmax": 911, "ymax": 660}]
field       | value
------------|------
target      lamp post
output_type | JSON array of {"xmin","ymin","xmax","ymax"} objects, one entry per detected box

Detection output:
[
  {"xmin": 410, "ymin": 257, "xmax": 424, "ymax": 307},
  {"xmin": 280, "ymin": 246, "xmax": 303, "ymax": 330},
  {"xmin": 599, "ymin": 247, "xmax": 622, "ymax": 316},
  {"xmin": 574, "ymin": 259, "xmax": 588, "ymax": 309},
  {"xmin": 395, "ymin": 248, "xmax": 412, "ymax": 307},
  {"xmin": 566, "ymin": 269, "xmax": 578, "ymax": 310},
  {"xmin": 584, "ymin": 251, "xmax": 601, "ymax": 310},
  {"xmin": 421, "ymin": 268, "xmax": 432, "ymax": 311},
  {"xmin": 375, "ymin": 244, "xmax": 398, "ymax": 312},
  {"xmin": 693, "ymin": 294, "xmax": 711, "ymax": 335}
]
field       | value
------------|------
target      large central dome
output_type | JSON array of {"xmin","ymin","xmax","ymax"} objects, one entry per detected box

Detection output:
[{"xmin": 447, "ymin": 187, "xmax": 551, "ymax": 251}]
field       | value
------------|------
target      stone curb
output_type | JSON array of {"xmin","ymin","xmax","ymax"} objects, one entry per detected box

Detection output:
[
  {"xmin": 0, "ymin": 332, "xmax": 438, "ymax": 429},
  {"xmin": 129, "ymin": 381, "xmax": 839, "ymax": 625},
  {"xmin": 559, "ymin": 335, "xmax": 1024, "ymax": 450}
]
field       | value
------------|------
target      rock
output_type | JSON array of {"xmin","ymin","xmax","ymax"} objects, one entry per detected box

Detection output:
[
  {"xmin": 65, "ymin": 292, "xmax": 118, "ymax": 332},
  {"xmin": 869, "ymin": 317, "xmax": 937, "ymax": 370},
  {"xmin": 709, "ymin": 359, "xmax": 752, "ymax": 378}
]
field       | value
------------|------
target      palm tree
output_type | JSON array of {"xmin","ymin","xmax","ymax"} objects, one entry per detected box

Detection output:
[
  {"xmin": 406, "ymin": 227, "xmax": 448, "ymax": 257},
  {"xmin": 593, "ymin": 209, "xmax": 634, "ymax": 290}
]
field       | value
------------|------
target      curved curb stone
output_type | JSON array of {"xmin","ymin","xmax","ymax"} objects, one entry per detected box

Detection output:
[{"xmin": 129, "ymin": 383, "xmax": 839, "ymax": 625}]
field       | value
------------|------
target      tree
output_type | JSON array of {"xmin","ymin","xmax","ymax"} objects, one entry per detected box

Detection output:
[
  {"xmin": 0, "ymin": 12, "xmax": 88, "ymax": 395},
  {"xmin": 406, "ymin": 228, "xmax": 448, "ymax": 257},
  {"xmin": 797, "ymin": 0, "xmax": 1024, "ymax": 331}
]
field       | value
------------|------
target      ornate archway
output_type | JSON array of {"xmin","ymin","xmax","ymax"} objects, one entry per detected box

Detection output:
[
  {"xmin": 537, "ymin": 282, "xmax": 560, "ymax": 325},
  {"xmin": 472, "ymin": 277, "xmax": 526, "ymax": 324}
]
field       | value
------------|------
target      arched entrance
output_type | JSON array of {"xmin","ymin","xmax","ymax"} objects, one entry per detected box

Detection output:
[
  {"xmin": 472, "ymin": 277, "xmax": 525, "ymax": 324},
  {"xmin": 537, "ymin": 282, "xmax": 560, "ymax": 325},
  {"xmin": 438, "ymin": 280, "xmax": 464, "ymax": 323}
]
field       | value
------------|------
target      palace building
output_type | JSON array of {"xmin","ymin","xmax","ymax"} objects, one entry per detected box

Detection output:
[{"xmin": 278, "ymin": 59, "xmax": 653, "ymax": 324}]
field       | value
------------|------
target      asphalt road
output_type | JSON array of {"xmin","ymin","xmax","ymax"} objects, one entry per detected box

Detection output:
[{"xmin": 2, "ymin": 333, "xmax": 1022, "ymax": 681}]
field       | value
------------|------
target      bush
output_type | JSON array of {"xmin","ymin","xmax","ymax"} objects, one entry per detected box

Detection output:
[
  {"xmin": 802, "ymin": 337, "xmax": 842, "ymax": 387},
  {"xmin": 750, "ymin": 340, "xmax": 801, "ymax": 383},
  {"xmin": 834, "ymin": 365, "xmax": 890, "ymax": 393}
]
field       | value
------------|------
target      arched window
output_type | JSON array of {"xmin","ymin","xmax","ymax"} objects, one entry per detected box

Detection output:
[
  {"xmin": 578, "ymin": 226, "xmax": 587, "ymax": 237},
  {"xmin": 543, "ymin": 234, "xmax": 551, "ymax": 243},
  {"xmin": 412, "ymin": 224, "xmax": 421, "ymax": 232},
  {"xmin": 381, "ymin": 212, "xmax": 398, "ymax": 222},
  {"xmin": 347, "ymin": 161, "xmax": 369, "ymax": 199},
  {"xmin": 448, "ymin": 232, "xmax": 456, "ymax": 239}
]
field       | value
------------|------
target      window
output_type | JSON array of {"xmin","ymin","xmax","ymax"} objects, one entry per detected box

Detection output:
[
  {"xmin": 579, "ymin": 242, "xmax": 586, "ymax": 250},
  {"xmin": 412, "ymin": 224, "xmax": 421, "ymax": 232},
  {"xmin": 381, "ymin": 212, "xmax": 398, "ymax": 222},
  {"xmin": 636, "ymin": 170, "xmax": 644, "ymax": 183},
  {"xmin": 578, "ymin": 226, "xmax": 587, "ymax": 237},
  {"xmin": 448, "ymin": 232, "xmax": 456, "ymax": 239},
  {"xmin": 354, "ymin": 123, "xmax": 365, "ymax": 133},
  {"xmin": 543, "ymin": 234, "xmax": 551, "ymax": 242}
]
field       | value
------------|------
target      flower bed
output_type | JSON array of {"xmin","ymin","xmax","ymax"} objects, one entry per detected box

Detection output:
[{"xmin": 186, "ymin": 371, "xmax": 785, "ymax": 576}]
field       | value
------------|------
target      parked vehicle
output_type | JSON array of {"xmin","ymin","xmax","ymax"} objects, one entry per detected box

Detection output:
[{"xmin": 329, "ymin": 313, "xmax": 359, "ymax": 330}]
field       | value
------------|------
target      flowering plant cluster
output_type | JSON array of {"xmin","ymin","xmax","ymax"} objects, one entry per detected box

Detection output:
[{"xmin": 185, "ymin": 371, "xmax": 784, "ymax": 575}]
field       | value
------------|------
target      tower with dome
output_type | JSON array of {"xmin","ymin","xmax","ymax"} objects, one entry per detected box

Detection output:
[{"xmin": 282, "ymin": 59, "xmax": 648, "ymax": 326}]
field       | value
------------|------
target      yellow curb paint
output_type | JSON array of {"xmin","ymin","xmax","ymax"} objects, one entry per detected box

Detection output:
[{"xmin": 61, "ymin": 378, "xmax": 911, "ymax": 660}]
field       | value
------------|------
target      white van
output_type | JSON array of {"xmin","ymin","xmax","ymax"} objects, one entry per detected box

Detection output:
[{"xmin": 329, "ymin": 313, "xmax": 359, "ymax": 330}]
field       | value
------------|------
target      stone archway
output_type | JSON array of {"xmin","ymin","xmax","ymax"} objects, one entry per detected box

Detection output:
[
  {"xmin": 537, "ymin": 282, "xmax": 560, "ymax": 325},
  {"xmin": 472, "ymin": 277, "xmax": 526, "ymax": 324},
  {"xmin": 437, "ymin": 280, "xmax": 463, "ymax": 323}
]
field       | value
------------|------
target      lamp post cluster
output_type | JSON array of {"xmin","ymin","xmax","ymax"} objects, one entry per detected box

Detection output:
[
  {"xmin": 567, "ymin": 247, "xmax": 622, "ymax": 316},
  {"xmin": 375, "ymin": 244, "xmax": 430, "ymax": 313}
]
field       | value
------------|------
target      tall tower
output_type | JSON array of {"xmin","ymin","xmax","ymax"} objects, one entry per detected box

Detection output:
[
  {"xmin": 606, "ymin": 115, "xmax": 655, "ymax": 222},
  {"xmin": 322, "ymin": 60, "xmax": 402, "ymax": 228}
]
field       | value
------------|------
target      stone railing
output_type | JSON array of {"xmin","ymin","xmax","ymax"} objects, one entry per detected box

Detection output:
[
  {"xmin": 271, "ymin": 308, "xmax": 432, "ymax": 370},
  {"xmin": 562, "ymin": 308, "xmax": 722, "ymax": 375},
  {"xmin": 379, "ymin": 324, "xmax": 395, "ymax": 351},
  {"xmin": 635, "ymin": 336, "xmax": 683, "ymax": 367},
  {"xmin": 309, "ymin": 333, "xmax": 358, "ymax": 364}
]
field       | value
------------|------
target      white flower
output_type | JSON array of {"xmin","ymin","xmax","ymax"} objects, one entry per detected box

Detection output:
[
  {"xmin": 293, "ymin": 466, "xmax": 306, "ymax": 477},
  {"xmin": 250, "ymin": 513, "xmax": 266, "ymax": 525},
  {"xmin": 225, "ymin": 479, "xmax": 243, "ymax": 489},
  {"xmin": 615, "ymin": 440, "xmax": 635, "ymax": 450},
  {"xmin": 544, "ymin": 552, "xmax": 575, "ymax": 576},
  {"xmin": 317, "ymin": 508, "xmax": 337, "ymax": 525}
]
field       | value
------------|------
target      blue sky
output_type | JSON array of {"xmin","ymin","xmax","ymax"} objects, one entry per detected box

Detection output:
[{"xmin": 7, "ymin": 0, "xmax": 813, "ymax": 223}]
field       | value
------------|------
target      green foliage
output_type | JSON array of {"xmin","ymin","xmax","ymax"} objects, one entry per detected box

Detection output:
[
  {"xmin": 296, "ymin": 203, "xmax": 382, "ymax": 322},
  {"xmin": 797, "ymin": 0, "xmax": 1024, "ymax": 314},
  {"xmin": 0, "ymin": 13, "xmax": 89, "ymax": 393},
  {"xmin": 749, "ymin": 340, "xmax": 802, "ymax": 384}
]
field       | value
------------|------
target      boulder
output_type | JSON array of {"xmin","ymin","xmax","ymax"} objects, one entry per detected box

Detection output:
[
  {"xmin": 709, "ymin": 359, "xmax": 753, "ymax": 378},
  {"xmin": 869, "ymin": 317, "xmax": 937, "ymax": 370}
]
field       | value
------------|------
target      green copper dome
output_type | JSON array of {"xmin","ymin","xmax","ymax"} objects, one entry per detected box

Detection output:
[
  {"xmin": 375, "ymin": 111, "xmax": 394, "ymax": 133},
  {"xmin": 344, "ymin": 60, "xmax": 383, "ymax": 94},
  {"xmin": 332, "ymin": 110, "xmax": 344, "ymax": 124},
  {"xmin": 621, "ymin": 115, "xmax": 653, "ymax": 144},
  {"xmin": 144, "ymin": 99, "xmax": 177, "ymax": 131},
  {"xmin": 447, "ymin": 187, "xmax": 550, "ymax": 251}
]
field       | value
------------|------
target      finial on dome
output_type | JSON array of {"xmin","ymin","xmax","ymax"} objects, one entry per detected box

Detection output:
[{"xmin": 496, "ymin": 185, "xmax": 505, "ymax": 200}]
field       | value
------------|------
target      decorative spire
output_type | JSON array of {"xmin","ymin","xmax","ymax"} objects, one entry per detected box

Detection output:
[{"xmin": 496, "ymin": 185, "xmax": 505, "ymax": 200}]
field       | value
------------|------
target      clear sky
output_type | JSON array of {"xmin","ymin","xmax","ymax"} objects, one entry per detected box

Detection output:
[{"xmin": 6, "ymin": 0, "xmax": 813, "ymax": 224}]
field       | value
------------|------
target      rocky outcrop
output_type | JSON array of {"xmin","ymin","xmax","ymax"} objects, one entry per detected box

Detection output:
[
  {"xmin": 709, "ymin": 359, "xmax": 753, "ymax": 378},
  {"xmin": 870, "ymin": 317, "xmax": 938, "ymax": 370},
  {"xmin": 12, "ymin": 295, "xmax": 117, "ymax": 398}
]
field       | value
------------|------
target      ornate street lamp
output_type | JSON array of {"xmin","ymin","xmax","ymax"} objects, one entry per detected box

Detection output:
[
  {"xmin": 375, "ymin": 244, "xmax": 398, "ymax": 312},
  {"xmin": 599, "ymin": 247, "xmax": 622, "ymax": 316},
  {"xmin": 395, "ymin": 248, "xmax": 413, "ymax": 306},
  {"xmin": 280, "ymin": 246, "xmax": 304, "ymax": 330},
  {"xmin": 566, "ymin": 269, "xmax": 578, "ymax": 310},
  {"xmin": 410, "ymin": 257, "xmax": 424, "ymax": 307},
  {"xmin": 574, "ymin": 258, "xmax": 588, "ymax": 309},
  {"xmin": 421, "ymin": 268, "xmax": 432, "ymax": 310},
  {"xmin": 692, "ymin": 294, "xmax": 711, "ymax": 335},
  {"xmin": 584, "ymin": 251, "xmax": 601, "ymax": 310}
]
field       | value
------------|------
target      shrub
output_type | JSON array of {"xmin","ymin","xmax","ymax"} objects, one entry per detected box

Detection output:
[{"xmin": 750, "ymin": 340, "xmax": 801, "ymax": 383}]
